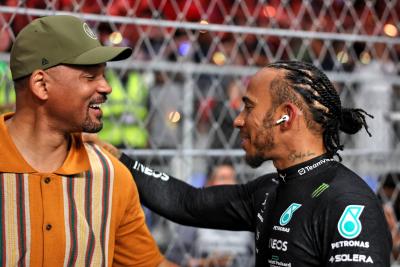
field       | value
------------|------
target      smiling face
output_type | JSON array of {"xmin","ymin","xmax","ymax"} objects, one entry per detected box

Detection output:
[
  {"xmin": 44, "ymin": 63, "xmax": 111, "ymax": 133},
  {"xmin": 234, "ymin": 68, "xmax": 281, "ymax": 168}
]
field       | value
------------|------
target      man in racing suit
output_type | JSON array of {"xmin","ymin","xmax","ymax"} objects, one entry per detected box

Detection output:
[{"xmin": 92, "ymin": 61, "xmax": 392, "ymax": 266}]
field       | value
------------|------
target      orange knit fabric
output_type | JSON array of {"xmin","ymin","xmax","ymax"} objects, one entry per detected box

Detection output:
[{"xmin": 0, "ymin": 113, "xmax": 164, "ymax": 267}]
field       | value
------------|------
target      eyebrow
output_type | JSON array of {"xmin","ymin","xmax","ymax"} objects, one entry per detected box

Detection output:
[{"xmin": 242, "ymin": 96, "xmax": 255, "ymax": 105}]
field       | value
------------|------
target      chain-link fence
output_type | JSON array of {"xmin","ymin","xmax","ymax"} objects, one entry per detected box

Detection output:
[{"xmin": 1, "ymin": 0, "xmax": 400, "ymax": 265}]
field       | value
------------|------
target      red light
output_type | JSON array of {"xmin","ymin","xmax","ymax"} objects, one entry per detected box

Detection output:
[{"xmin": 263, "ymin": 5, "xmax": 276, "ymax": 18}]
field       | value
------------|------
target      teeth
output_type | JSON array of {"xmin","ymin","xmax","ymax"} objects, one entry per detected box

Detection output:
[{"xmin": 90, "ymin": 103, "xmax": 101, "ymax": 108}]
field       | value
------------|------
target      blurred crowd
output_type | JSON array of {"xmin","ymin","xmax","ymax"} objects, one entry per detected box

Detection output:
[
  {"xmin": 1, "ymin": 0, "xmax": 399, "ymax": 150},
  {"xmin": 1, "ymin": 0, "xmax": 399, "ymax": 66}
]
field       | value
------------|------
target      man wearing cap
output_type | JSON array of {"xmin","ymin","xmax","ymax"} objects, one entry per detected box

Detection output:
[{"xmin": 0, "ymin": 15, "xmax": 176, "ymax": 266}]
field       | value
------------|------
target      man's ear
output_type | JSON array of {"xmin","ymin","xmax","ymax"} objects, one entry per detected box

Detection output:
[
  {"xmin": 278, "ymin": 103, "xmax": 301, "ymax": 129},
  {"xmin": 29, "ymin": 70, "xmax": 49, "ymax": 100}
]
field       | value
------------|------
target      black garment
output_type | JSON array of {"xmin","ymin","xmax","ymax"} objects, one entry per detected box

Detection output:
[{"xmin": 120, "ymin": 153, "xmax": 392, "ymax": 266}]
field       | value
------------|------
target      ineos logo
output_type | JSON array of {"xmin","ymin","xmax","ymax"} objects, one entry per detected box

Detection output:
[
  {"xmin": 133, "ymin": 161, "xmax": 170, "ymax": 181},
  {"xmin": 269, "ymin": 238, "xmax": 288, "ymax": 251}
]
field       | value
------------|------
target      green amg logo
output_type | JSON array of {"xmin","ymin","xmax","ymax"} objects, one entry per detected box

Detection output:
[
  {"xmin": 279, "ymin": 203, "xmax": 302, "ymax": 226},
  {"xmin": 337, "ymin": 205, "xmax": 364, "ymax": 239},
  {"xmin": 311, "ymin": 183, "xmax": 329, "ymax": 198}
]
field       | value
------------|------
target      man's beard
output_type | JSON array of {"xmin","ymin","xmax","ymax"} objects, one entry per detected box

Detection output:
[
  {"xmin": 245, "ymin": 154, "xmax": 265, "ymax": 168},
  {"xmin": 82, "ymin": 114, "xmax": 103, "ymax": 133},
  {"xmin": 245, "ymin": 109, "xmax": 276, "ymax": 168}
]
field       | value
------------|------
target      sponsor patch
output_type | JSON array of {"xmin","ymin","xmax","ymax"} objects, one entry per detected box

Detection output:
[
  {"xmin": 273, "ymin": 225, "xmax": 290, "ymax": 233},
  {"xmin": 268, "ymin": 255, "xmax": 292, "ymax": 267},
  {"xmin": 331, "ymin": 240, "xmax": 369, "ymax": 250},
  {"xmin": 279, "ymin": 203, "xmax": 302, "ymax": 226},
  {"xmin": 337, "ymin": 205, "xmax": 364, "ymax": 239},
  {"xmin": 298, "ymin": 158, "xmax": 335, "ymax": 175},
  {"xmin": 269, "ymin": 238, "xmax": 288, "ymax": 251},
  {"xmin": 329, "ymin": 254, "xmax": 373, "ymax": 264},
  {"xmin": 311, "ymin": 183, "xmax": 329, "ymax": 198},
  {"xmin": 133, "ymin": 161, "xmax": 170, "ymax": 181}
]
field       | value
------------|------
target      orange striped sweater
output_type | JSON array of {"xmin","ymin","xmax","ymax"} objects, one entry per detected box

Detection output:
[{"xmin": 0, "ymin": 113, "xmax": 164, "ymax": 266}]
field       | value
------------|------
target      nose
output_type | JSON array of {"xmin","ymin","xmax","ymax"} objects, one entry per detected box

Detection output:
[
  {"xmin": 234, "ymin": 112, "xmax": 244, "ymax": 128},
  {"xmin": 98, "ymin": 78, "xmax": 112, "ymax": 95}
]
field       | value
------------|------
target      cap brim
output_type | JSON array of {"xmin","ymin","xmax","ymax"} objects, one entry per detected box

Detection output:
[{"xmin": 62, "ymin": 46, "xmax": 132, "ymax": 65}]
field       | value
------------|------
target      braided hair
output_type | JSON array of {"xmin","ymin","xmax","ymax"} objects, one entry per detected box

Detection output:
[{"xmin": 267, "ymin": 60, "xmax": 373, "ymax": 160}]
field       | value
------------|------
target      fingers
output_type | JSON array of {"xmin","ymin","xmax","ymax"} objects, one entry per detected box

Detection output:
[
  {"xmin": 81, "ymin": 133, "xmax": 122, "ymax": 158},
  {"xmin": 81, "ymin": 133, "xmax": 100, "ymax": 143}
]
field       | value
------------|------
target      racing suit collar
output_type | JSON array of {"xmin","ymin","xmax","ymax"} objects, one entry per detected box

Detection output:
[{"xmin": 277, "ymin": 154, "xmax": 335, "ymax": 183}]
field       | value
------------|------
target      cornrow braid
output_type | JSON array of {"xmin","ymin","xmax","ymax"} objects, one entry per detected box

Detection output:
[{"xmin": 267, "ymin": 60, "xmax": 373, "ymax": 160}]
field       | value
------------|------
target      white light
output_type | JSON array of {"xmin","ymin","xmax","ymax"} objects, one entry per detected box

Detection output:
[
  {"xmin": 337, "ymin": 51, "xmax": 349, "ymax": 64},
  {"xmin": 199, "ymin": 20, "xmax": 208, "ymax": 33},
  {"xmin": 360, "ymin": 51, "xmax": 371, "ymax": 65},
  {"xmin": 168, "ymin": 111, "xmax": 181, "ymax": 123},
  {"xmin": 109, "ymin": 32, "xmax": 123, "ymax": 45},
  {"xmin": 212, "ymin": 52, "xmax": 226, "ymax": 65},
  {"xmin": 384, "ymin": 23, "xmax": 398, "ymax": 37}
]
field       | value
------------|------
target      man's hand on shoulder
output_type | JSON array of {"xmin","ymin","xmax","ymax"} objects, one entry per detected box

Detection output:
[{"xmin": 82, "ymin": 133, "xmax": 122, "ymax": 158}]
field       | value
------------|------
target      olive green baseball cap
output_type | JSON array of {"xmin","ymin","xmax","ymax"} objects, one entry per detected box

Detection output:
[{"xmin": 10, "ymin": 15, "xmax": 132, "ymax": 80}]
